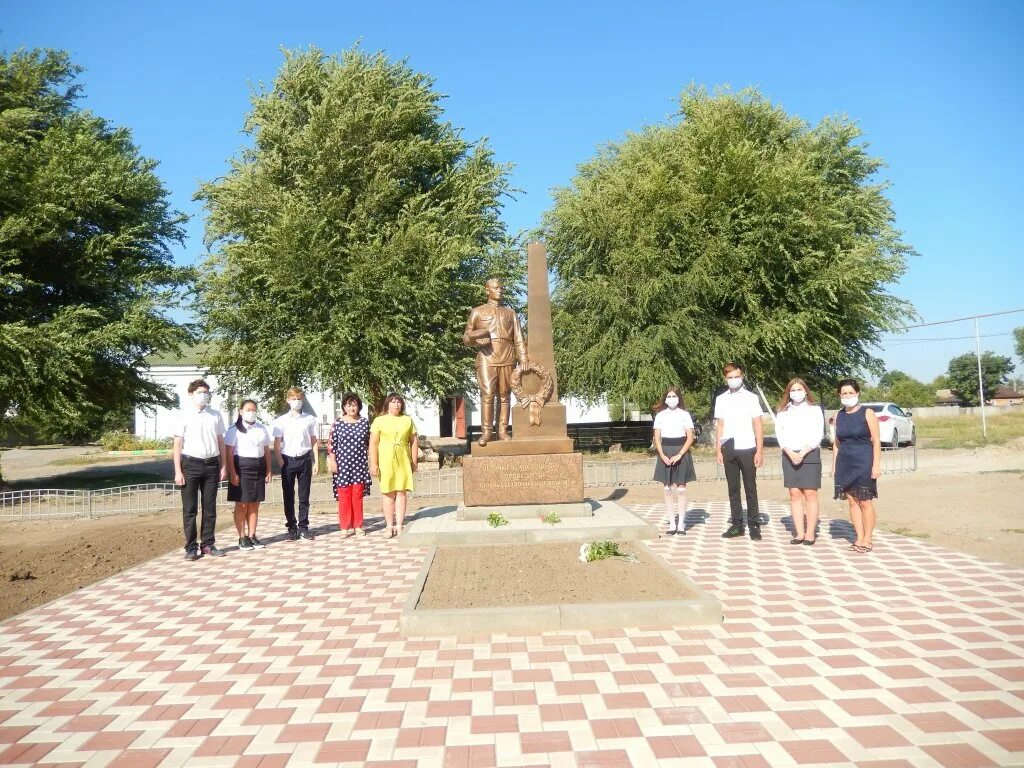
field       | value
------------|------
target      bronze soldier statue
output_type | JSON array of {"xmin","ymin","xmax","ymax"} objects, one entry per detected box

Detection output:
[{"xmin": 463, "ymin": 278, "xmax": 528, "ymax": 446}]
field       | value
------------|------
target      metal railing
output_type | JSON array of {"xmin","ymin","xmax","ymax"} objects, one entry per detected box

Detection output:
[{"xmin": 0, "ymin": 447, "xmax": 916, "ymax": 521}]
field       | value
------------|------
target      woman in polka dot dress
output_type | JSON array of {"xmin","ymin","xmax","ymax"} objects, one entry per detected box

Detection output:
[{"xmin": 327, "ymin": 393, "xmax": 372, "ymax": 536}]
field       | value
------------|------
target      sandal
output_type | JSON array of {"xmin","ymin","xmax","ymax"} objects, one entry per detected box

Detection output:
[
  {"xmin": 355, "ymin": 528, "xmax": 366, "ymax": 537},
  {"xmin": 384, "ymin": 526, "xmax": 395, "ymax": 538}
]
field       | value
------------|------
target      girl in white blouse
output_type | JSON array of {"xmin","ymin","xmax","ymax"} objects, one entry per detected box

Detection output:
[
  {"xmin": 653, "ymin": 386, "xmax": 697, "ymax": 534},
  {"xmin": 775, "ymin": 379, "xmax": 825, "ymax": 545}
]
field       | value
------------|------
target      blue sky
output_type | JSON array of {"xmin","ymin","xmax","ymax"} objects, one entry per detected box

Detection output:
[{"xmin": 4, "ymin": 0, "xmax": 1022, "ymax": 382}]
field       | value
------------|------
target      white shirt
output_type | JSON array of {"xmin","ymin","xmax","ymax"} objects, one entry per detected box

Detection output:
[
  {"xmin": 225, "ymin": 422, "xmax": 271, "ymax": 459},
  {"xmin": 173, "ymin": 407, "xmax": 226, "ymax": 459},
  {"xmin": 653, "ymin": 408, "xmax": 694, "ymax": 439},
  {"xmin": 272, "ymin": 412, "xmax": 318, "ymax": 457},
  {"xmin": 714, "ymin": 388, "xmax": 763, "ymax": 450},
  {"xmin": 775, "ymin": 402, "xmax": 825, "ymax": 452}
]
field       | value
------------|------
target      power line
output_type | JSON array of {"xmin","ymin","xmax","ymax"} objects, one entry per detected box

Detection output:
[
  {"xmin": 893, "ymin": 307, "xmax": 1024, "ymax": 331},
  {"xmin": 881, "ymin": 332, "xmax": 1013, "ymax": 345}
]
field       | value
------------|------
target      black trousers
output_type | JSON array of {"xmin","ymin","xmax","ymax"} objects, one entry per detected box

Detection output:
[
  {"xmin": 722, "ymin": 439, "xmax": 760, "ymax": 526},
  {"xmin": 181, "ymin": 455, "xmax": 220, "ymax": 552},
  {"xmin": 281, "ymin": 452, "xmax": 313, "ymax": 531}
]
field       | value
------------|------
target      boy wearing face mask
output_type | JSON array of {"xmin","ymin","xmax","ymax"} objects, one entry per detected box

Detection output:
[
  {"xmin": 173, "ymin": 379, "xmax": 228, "ymax": 561},
  {"xmin": 272, "ymin": 387, "xmax": 320, "ymax": 541},
  {"xmin": 714, "ymin": 363, "xmax": 765, "ymax": 540},
  {"xmin": 652, "ymin": 387, "xmax": 697, "ymax": 534}
]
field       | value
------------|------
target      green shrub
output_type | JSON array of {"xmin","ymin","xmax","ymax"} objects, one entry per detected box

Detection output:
[{"xmin": 100, "ymin": 430, "xmax": 172, "ymax": 451}]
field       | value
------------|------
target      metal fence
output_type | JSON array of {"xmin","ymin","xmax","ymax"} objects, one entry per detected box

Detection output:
[{"xmin": 0, "ymin": 447, "xmax": 916, "ymax": 521}]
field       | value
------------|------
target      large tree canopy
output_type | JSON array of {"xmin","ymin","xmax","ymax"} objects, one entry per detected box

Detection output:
[
  {"xmin": 196, "ymin": 47, "xmax": 518, "ymax": 409},
  {"xmin": 0, "ymin": 48, "xmax": 191, "ymax": 443},
  {"xmin": 544, "ymin": 87, "xmax": 915, "ymax": 415}
]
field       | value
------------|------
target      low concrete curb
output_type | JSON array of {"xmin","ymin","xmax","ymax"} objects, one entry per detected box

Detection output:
[
  {"xmin": 399, "ymin": 541, "xmax": 722, "ymax": 637},
  {"xmin": 457, "ymin": 501, "xmax": 592, "ymax": 521},
  {"xmin": 399, "ymin": 500, "xmax": 659, "ymax": 548}
]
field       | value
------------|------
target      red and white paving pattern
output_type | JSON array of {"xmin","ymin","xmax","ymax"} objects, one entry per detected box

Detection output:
[{"xmin": 1, "ymin": 501, "xmax": 1022, "ymax": 767}]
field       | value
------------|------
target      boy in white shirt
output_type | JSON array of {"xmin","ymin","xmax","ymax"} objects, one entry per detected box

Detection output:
[
  {"xmin": 272, "ymin": 386, "xmax": 320, "ymax": 540},
  {"xmin": 173, "ymin": 379, "xmax": 227, "ymax": 560},
  {"xmin": 714, "ymin": 363, "xmax": 764, "ymax": 540}
]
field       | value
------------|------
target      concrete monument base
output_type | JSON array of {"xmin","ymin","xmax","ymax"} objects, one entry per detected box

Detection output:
[
  {"xmin": 456, "ymin": 501, "xmax": 592, "ymax": 521},
  {"xmin": 462, "ymin": 452, "xmax": 584, "ymax": 507}
]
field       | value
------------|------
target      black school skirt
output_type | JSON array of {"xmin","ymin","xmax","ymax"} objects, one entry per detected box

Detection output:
[
  {"xmin": 227, "ymin": 456, "xmax": 266, "ymax": 502},
  {"xmin": 653, "ymin": 437, "xmax": 697, "ymax": 485}
]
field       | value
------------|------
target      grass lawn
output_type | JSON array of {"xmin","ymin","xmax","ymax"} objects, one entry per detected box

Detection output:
[
  {"xmin": 916, "ymin": 409, "xmax": 1024, "ymax": 449},
  {"xmin": 10, "ymin": 471, "xmax": 168, "ymax": 491}
]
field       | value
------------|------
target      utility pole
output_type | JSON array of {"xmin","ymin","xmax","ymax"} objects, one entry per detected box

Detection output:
[{"xmin": 975, "ymin": 316, "xmax": 988, "ymax": 439}]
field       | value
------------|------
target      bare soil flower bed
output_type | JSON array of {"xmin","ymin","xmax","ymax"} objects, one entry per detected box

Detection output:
[{"xmin": 417, "ymin": 541, "xmax": 692, "ymax": 609}]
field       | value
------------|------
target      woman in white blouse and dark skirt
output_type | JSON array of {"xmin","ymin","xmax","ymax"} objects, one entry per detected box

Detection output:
[
  {"xmin": 775, "ymin": 379, "xmax": 824, "ymax": 545},
  {"xmin": 223, "ymin": 399, "xmax": 273, "ymax": 551},
  {"xmin": 652, "ymin": 386, "xmax": 697, "ymax": 535}
]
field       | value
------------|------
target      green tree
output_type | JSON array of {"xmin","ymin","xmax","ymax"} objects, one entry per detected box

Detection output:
[
  {"xmin": 0, "ymin": 49, "xmax": 191, "ymax": 450},
  {"xmin": 196, "ymin": 47, "xmax": 518, "ymax": 410},
  {"xmin": 865, "ymin": 370, "xmax": 935, "ymax": 407},
  {"xmin": 1014, "ymin": 326, "xmax": 1024, "ymax": 361},
  {"xmin": 543, "ymin": 86, "xmax": 914, "ymax": 412},
  {"xmin": 946, "ymin": 351, "xmax": 1015, "ymax": 406}
]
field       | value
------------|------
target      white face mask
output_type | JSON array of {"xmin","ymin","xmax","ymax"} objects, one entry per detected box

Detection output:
[
  {"xmin": 241, "ymin": 410, "xmax": 257, "ymax": 423},
  {"xmin": 288, "ymin": 399, "xmax": 303, "ymax": 412},
  {"xmin": 790, "ymin": 390, "xmax": 806, "ymax": 403},
  {"xmin": 193, "ymin": 392, "xmax": 211, "ymax": 407},
  {"xmin": 664, "ymin": 395, "xmax": 679, "ymax": 409},
  {"xmin": 726, "ymin": 377, "xmax": 743, "ymax": 390},
  {"xmin": 841, "ymin": 395, "xmax": 859, "ymax": 408}
]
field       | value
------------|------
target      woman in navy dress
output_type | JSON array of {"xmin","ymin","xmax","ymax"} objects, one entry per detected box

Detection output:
[
  {"xmin": 831, "ymin": 379, "xmax": 881, "ymax": 553},
  {"xmin": 327, "ymin": 393, "xmax": 371, "ymax": 536}
]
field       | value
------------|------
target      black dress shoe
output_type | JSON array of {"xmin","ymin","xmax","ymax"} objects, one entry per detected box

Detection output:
[
  {"xmin": 803, "ymin": 538, "xmax": 816, "ymax": 546},
  {"xmin": 721, "ymin": 524, "xmax": 745, "ymax": 538},
  {"xmin": 287, "ymin": 530, "xmax": 300, "ymax": 541},
  {"xmin": 790, "ymin": 537, "xmax": 805, "ymax": 545},
  {"xmin": 749, "ymin": 526, "xmax": 762, "ymax": 541}
]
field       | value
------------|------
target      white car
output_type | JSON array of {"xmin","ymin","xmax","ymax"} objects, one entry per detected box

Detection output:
[{"xmin": 828, "ymin": 402, "xmax": 916, "ymax": 449}]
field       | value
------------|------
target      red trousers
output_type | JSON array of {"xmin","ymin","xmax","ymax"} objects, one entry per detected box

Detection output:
[{"xmin": 337, "ymin": 484, "xmax": 365, "ymax": 529}]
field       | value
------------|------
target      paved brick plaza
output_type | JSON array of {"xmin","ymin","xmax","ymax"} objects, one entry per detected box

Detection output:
[{"xmin": 1, "ymin": 500, "xmax": 1022, "ymax": 767}]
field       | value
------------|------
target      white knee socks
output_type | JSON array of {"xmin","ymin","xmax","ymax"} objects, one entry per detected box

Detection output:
[
  {"xmin": 663, "ymin": 486, "xmax": 676, "ymax": 530},
  {"xmin": 674, "ymin": 486, "xmax": 687, "ymax": 531}
]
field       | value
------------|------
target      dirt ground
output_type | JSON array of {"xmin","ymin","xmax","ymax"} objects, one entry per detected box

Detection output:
[
  {"xmin": 418, "ymin": 542, "xmax": 688, "ymax": 609},
  {"xmin": 1, "ymin": 444, "xmax": 1022, "ymax": 621}
]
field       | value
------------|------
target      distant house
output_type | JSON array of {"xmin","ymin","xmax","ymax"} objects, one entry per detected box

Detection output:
[
  {"xmin": 135, "ymin": 345, "xmax": 610, "ymax": 440},
  {"xmin": 989, "ymin": 386, "xmax": 1024, "ymax": 407},
  {"xmin": 934, "ymin": 389, "xmax": 964, "ymax": 407}
]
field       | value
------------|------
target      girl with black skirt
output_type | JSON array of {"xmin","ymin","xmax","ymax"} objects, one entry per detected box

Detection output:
[
  {"xmin": 775, "ymin": 378, "xmax": 825, "ymax": 545},
  {"xmin": 653, "ymin": 386, "xmax": 697, "ymax": 534},
  {"xmin": 832, "ymin": 379, "xmax": 881, "ymax": 553},
  {"xmin": 223, "ymin": 399, "xmax": 273, "ymax": 551}
]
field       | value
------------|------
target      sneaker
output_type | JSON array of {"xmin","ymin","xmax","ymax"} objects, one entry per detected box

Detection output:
[
  {"xmin": 238, "ymin": 536, "xmax": 254, "ymax": 551},
  {"xmin": 721, "ymin": 524, "xmax": 745, "ymax": 538},
  {"xmin": 201, "ymin": 544, "xmax": 226, "ymax": 557},
  {"xmin": 299, "ymin": 529, "xmax": 315, "ymax": 541},
  {"xmin": 185, "ymin": 550, "xmax": 201, "ymax": 561},
  {"xmin": 287, "ymin": 530, "xmax": 300, "ymax": 541},
  {"xmin": 749, "ymin": 526, "xmax": 763, "ymax": 541},
  {"xmin": 249, "ymin": 535, "xmax": 267, "ymax": 548}
]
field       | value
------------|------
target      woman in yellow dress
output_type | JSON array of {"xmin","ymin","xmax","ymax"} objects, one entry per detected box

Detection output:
[{"xmin": 369, "ymin": 393, "xmax": 418, "ymax": 537}]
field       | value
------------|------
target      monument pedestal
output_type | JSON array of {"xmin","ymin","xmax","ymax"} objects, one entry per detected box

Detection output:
[{"xmin": 462, "ymin": 452, "xmax": 584, "ymax": 507}]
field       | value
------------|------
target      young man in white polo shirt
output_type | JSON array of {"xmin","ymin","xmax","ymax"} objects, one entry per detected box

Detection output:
[
  {"xmin": 272, "ymin": 387, "xmax": 320, "ymax": 541},
  {"xmin": 714, "ymin": 363, "xmax": 765, "ymax": 540},
  {"xmin": 173, "ymin": 379, "xmax": 228, "ymax": 560}
]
